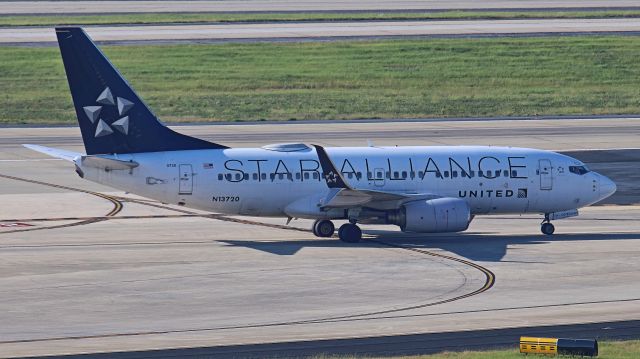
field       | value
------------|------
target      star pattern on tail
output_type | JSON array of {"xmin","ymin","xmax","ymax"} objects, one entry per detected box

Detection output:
[{"xmin": 83, "ymin": 87, "xmax": 134, "ymax": 138}]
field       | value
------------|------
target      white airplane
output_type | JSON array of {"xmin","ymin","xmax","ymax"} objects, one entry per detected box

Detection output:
[{"xmin": 26, "ymin": 28, "xmax": 617, "ymax": 243}]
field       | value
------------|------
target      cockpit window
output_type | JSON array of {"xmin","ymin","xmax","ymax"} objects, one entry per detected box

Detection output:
[{"xmin": 569, "ymin": 165, "xmax": 590, "ymax": 175}]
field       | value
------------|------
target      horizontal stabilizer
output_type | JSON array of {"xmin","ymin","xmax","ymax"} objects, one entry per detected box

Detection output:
[{"xmin": 23, "ymin": 144, "xmax": 81, "ymax": 162}]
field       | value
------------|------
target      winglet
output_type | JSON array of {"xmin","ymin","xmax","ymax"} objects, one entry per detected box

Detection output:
[{"xmin": 312, "ymin": 144, "xmax": 352, "ymax": 189}]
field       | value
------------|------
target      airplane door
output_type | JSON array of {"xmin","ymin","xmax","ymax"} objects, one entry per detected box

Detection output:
[
  {"xmin": 373, "ymin": 167, "xmax": 385, "ymax": 187},
  {"xmin": 539, "ymin": 159, "xmax": 552, "ymax": 190},
  {"xmin": 179, "ymin": 164, "xmax": 193, "ymax": 195}
]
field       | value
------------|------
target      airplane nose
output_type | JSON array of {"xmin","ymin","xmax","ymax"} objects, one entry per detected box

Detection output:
[{"xmin": 599, "ymin": 174, "xmax": 617, "ymax": 199}]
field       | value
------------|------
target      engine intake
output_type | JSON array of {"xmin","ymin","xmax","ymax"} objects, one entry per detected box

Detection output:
[{"xmin": 389, "ymin": 198, "xmax": 471, "ymax": 233}]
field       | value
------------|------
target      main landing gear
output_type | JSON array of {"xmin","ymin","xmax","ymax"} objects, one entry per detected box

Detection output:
[
  {"xmin": 312, "ymin": 219, "xmax": 335, "ymax": 238},
  {"xmin": 338, "ymin": 222, "xmax": 362, "ymax": 243},
  {"xmin": 541, "ymin": 214, "xmax": 555, "ymax": 235},
  {"xmin": 311, "ymin": 219, "xmax": 362, "ymax": 243}
]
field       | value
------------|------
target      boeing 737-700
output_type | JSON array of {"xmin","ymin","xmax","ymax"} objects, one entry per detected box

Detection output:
[{"xmin": 25, "ymin": 28, "xmax": 617, "ymax": 243}]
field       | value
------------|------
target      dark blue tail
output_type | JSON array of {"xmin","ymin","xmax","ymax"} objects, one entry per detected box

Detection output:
[{"xmin": 56, "ymin": 27, "xmax": 227, "ymax": 155}]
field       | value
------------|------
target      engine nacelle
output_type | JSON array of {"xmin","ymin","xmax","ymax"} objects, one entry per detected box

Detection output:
[{"xmin": 390, "ymin": 198, "xmax": 471, "ymax": 233}]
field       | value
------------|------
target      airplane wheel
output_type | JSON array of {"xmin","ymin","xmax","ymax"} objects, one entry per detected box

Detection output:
[
  {"xmin": 338, "ymin": 223, "xmax": 346, "ymax": 239},
  {"xmin": 338, "ymin": 223, "xmax": 362, "ymax": 243},
  {"xmin": 313, "ymin": 220, "xmax": 335, "ymax": 238},
  {"xmin": 541, "ymin": 222, "xmax": 555, "ymax": 235}
]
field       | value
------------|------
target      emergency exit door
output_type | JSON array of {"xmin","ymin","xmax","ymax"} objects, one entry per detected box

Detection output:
[
  {"xmin": 179, "ymin": 164, "xmax": 193, "ymax": 195},
  {"xmin": 539, "ymin": 159, "xmax": 552, "ymax": 190}
]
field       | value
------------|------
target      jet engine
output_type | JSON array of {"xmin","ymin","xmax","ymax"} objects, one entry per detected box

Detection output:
[{"xmin": 388, "ymin": 198, "xmax": 471, "ymax": 233}]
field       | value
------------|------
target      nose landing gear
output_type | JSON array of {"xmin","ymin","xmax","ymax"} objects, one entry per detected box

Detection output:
[{"xmin": 541, "ymin": 214, "xmax": 555, "ymax": 235}]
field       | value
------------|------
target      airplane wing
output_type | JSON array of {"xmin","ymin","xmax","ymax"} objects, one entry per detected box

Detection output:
[{"xmin": 312, "ymin": 145, "xmax": 438, "ymax": 209}]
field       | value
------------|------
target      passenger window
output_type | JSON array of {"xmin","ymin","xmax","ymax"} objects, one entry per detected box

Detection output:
[
  {"xmin": 287, "ymin": 174, "xmax": 292, "ymax": 180},
  {"xmin": 393, "ymin": 171, "xmax": 399, "ymax": 178},
  {"xmin": 270, "ymin": 174, "xmax": 275, "ymax": 180},
  {"xmin": 243, "ymin": 173, "xmax": 249, "ymax": 180},
  {"xmin": 376, "ymin": 171, "xmax": 382, "ymax": 178},
  {"xmin": 225, "ymin": 174, "xmax": 232, "ymax": 180},
  {"xmin": 418, "ymin": 171, "xmax": 424, "ymax": 179},
  {"xmin": 313, "ymin": 172, "xmax": 319, "ymax": 179},
  {"xmin": 235, "ymin": 173, "xmax": 241, "ymax": 180},
  {"xmin": 347, "ymin": 173, "xmax": 353, "ymax": 179},
  {"xmin": 511, "ymin": 170, "xmax": 517, "ymax": 177},
  {"xmin": 444, "ymin": 171, "xmax": 450, "ymax": 178},
  {"xmin": 503, "ymin": 170, "xmax": 509, "ymax": 177},
  {"xmin": 452, "ymin": 171, "xmax": 458, "ymax": 178},
  {"xmin": 304, "ymin": 172, "xmax": 310, "ymax": 179},
  {"xmin": 295, "ymin": 173, "xmax": 301, "ymax": 180},
  {"xmin": 410, "ymin": 171, "xmax": 415, "ymax": 178},
  {"xmin": 278, "ymin": 174, "xmax": 284, "ymax": 180},
  {"xmin": 402, "ymin": 171, "xmax": 407, "ymax": 178},
  {"xmin": 218, "ymin": 174, "xmax": 223, "ymax": 180},
  {"xmin": 356, "ymin": 172, "xmax": 362, "ymax": 179},
  {"xmin": 478, "ymin": 170, "xmax": 483, "ymax": 177},
  {"xmin": 261, "ymin": 173, "xmax": 267, "ymax": 180},
  {"xmin": 252, "ymin": 173, "xmax": 258, "ymax": 180},
  {"xmin": 469, "ymin": 170, "xmax": 474, "ymax": 178}
]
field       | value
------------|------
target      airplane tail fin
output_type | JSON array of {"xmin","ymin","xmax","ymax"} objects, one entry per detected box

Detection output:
[{"xmin": 55, "ymin": 27, "xmax": 227, "ymax": 155}]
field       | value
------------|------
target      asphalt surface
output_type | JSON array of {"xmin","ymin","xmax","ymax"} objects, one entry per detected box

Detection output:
[
  {"xmin": 2, "ymin": 1, "xmax": 640, "ymax": 15},
  {"xmin": 4, "ymin": 18, "xmax": 640, "ymax": 45},
  {"xmin": 18, "ymin": 320, "xmax": 640, "ymax": 358},
  {"xmin": 1, "ymin": 118, "xmax": 639, "ymax": 357}
]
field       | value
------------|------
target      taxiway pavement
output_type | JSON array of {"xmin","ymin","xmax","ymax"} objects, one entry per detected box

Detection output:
[
  {"xmin": 1, "ymin": 118, "xmax": 639, "ymax": 357},
  {"xmin": 4, "ymin": 18, "xmax": 640, "ymax": 45}
]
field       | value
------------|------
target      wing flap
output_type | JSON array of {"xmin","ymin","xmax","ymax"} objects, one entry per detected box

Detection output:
[{"xmin": 322, "ymin": 189, "xmax": 437, "ymax": 209}]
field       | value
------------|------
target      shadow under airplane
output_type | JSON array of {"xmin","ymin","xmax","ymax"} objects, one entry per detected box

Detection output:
[{"xmin": 219, "ymin": 230, "xmax": 640, "ymax": 262}]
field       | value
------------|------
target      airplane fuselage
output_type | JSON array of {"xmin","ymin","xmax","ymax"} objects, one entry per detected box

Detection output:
[{"xmin": 79, "ymin": 145, "xmax": 612, "ymax": 219}]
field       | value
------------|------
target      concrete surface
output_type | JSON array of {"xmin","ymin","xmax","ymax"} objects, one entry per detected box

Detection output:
[
  {"xmin": 0, "ymin": 118, "xmax": 639, "ymax": 357},
  {"xmin": 4, "ymin": 18, "xmax": 640, "ymax": 45},
  {"xmin": 1, "ymin": 1, "xmax": 639, "ymax": 15}
]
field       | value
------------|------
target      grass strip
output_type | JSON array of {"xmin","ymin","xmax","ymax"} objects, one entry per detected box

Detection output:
[
  {"xmin": 2, "ymin": 36, "xmax": 640, "ymax": 124},
  {"xmin": 321, "ymin": 339, "xmax": 640, "ymax": 358},
  {"xmin": 2, "ymin": 10, "xmax": 640, "ymax": 27}
]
